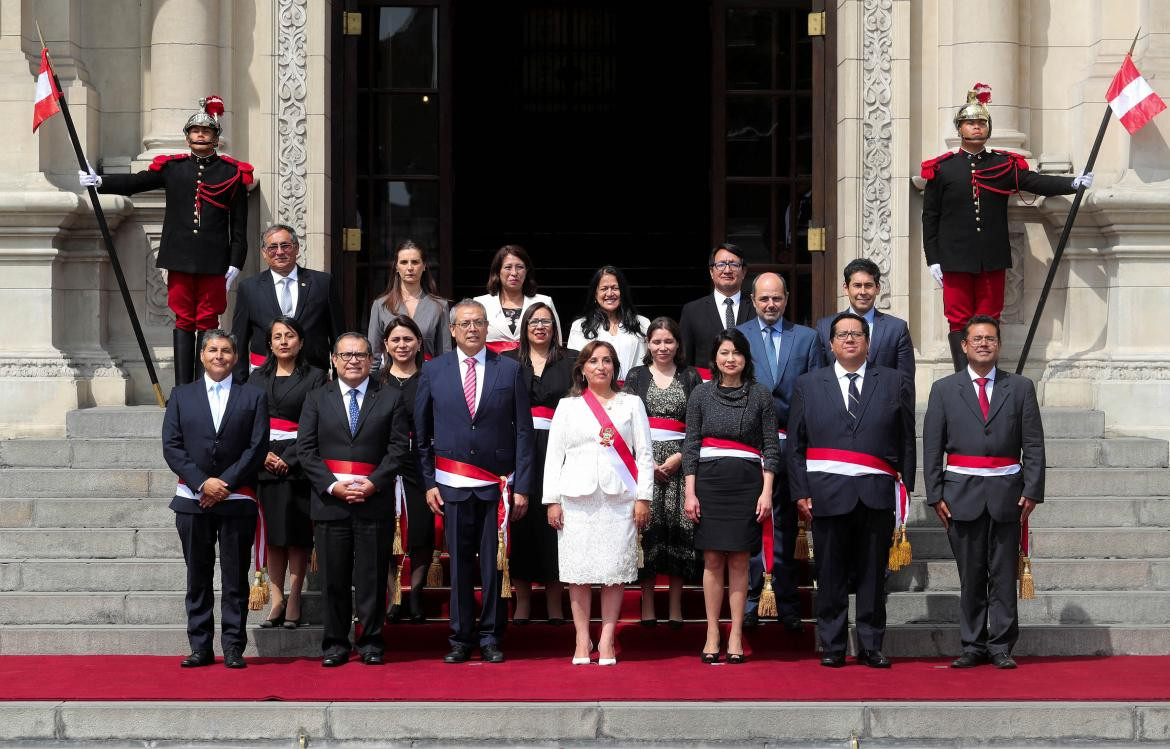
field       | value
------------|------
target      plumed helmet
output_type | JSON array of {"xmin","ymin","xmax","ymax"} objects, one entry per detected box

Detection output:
[
  {"xmin": 183, "ymin": 95, "xmax": 224, "ymax": 136},
  {"xmin": 953, "ymin": 83, "xmax": 992, "ymax": 135}
]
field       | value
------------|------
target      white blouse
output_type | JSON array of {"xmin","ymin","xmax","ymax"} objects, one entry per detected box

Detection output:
[
  {"xmin": 542, "ymin": 392, "xmax": 655, "ymax": 504},
  {"xmin": 473, "ymin": 292, "xmax": 563, "ymax": 346},
  {"xmin": 565, "ymin": 315, "xmax": 651, "ymax": 382}
]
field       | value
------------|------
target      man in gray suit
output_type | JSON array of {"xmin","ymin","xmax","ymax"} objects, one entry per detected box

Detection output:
[
  {"xmin": 923, "ymin": 314, "xmax": 1044, "ymax": 670},
  {"xmin": 736, "ymin": 272, "xmax": 823, "ymax": 630}
]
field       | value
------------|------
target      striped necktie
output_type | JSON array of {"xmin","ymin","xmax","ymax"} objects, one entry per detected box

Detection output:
[{"xmin": 846, "ymin": 372, "xmax": 861, "ymax": 422}]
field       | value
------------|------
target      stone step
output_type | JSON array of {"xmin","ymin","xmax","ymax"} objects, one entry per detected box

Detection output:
[
  {"xmin": 906, "ymin": 527, "xmax": 1170, "ymax": 559},
  {"xmin": 0, "ymin": 468, "xmax": 174, "ymax": 498},
  {"xmin": 904, "ymin": 467, "xmax": 1170, "ymax": 497},
  {"xmin": 912, "ymin": 407, "xmax": 1105, "ymax": 438},
  {"xmin": 874, "ymin": 590, "xmax": 1170, "ymax": 626},
  {"xmin": 912, "ymin": 436, "xmax": 1168, "ymax": 468},
  {"xmin": 0, "ymin": 438, "xmax": 164, "ymax": 469},
  {"xmin": 888, "ymin": 558, "xmax": 1170, "ymax": 591},
  {"xmin": 904, "ymin": 496, "xmax": 1170, "ymax": 528}
]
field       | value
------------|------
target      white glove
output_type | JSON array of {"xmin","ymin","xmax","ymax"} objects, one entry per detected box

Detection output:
[
  {"xmin": 929, "ymin": 264, "xmax": 944, "ymax": 289},
  {"xmin": 78, "ymin": 167, "xmax": 102, "ymax": 189},
  {"xmin": 225, "ymin": 266, "xmax": 240, "ymax": 292},
  {"xmin": 1072, "ymin": 171, "xmax": 1094, "ymax": 189}
]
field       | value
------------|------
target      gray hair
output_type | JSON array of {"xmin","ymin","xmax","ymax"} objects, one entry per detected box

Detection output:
[
  {"xmin": 449, "ymin": 298, "xmax": 487, "ymax": 325},
  {"xmin": 332, "ymin": 331, "xmax": 372, "ymax": 354},
  {"xmin": 261, "ymin": 223, "xmax": 300, "ymax": 247},
  {"xmin": 199, "ymin": 329, "xmax": 237, "ymax": 353}
]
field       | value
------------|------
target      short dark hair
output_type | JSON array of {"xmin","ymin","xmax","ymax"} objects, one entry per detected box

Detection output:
[
  {"xmin": 829, "ymin": 311, "xmax": 870, "ymax": 340},
  {"xmin": 379, "ymin": 314, "xmax": 425, "ymax": 375},
  {"xmin": 517, "ymin": 302, "xmax": 568, "ymax": 370},
  {"xmin": 255, "ymin": 316, "xmax": 310, "ymax": 378},
  {"xmin": 569, "ymin": 340, "xmax": 622, "ymax": 395},
  {"xmin": 333, "ymin": 331, "xmax": 372, "ymax": 354},
  {"xmin": 963, "ymin": 314, "xmax": 1001, "ymax": 339},
  {"xmin": 842, "ymin": 258, "xmax": 881, "ymax": 286},
  {"xmin": 708, "ymin": 242, "xmax": 746, "ymax": 268},
  {"xmin": 708, "ymin": 328, "xmax": 755, "ymax": 385},
  {"xmin": 641, "ymin": 316, "xmax": 687, "ymax": 368},
  {"xmin": 486, "ymin": 244, "xmax": 538, "ymax": 297},
  {"xmin": 199, "ymin": 329, "xmax": 236, "ymax": 353}
]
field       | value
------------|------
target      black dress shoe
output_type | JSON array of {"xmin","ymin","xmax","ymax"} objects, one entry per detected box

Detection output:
[
  {"xmin": 361, "ymin": 652, "xmax": 384, "ymax": 666},
  {"xmin": 547, "ymin": 617, "xmax": 566, "ymax": 626},
  {"xmin": 820, "ymin": 653, "xmax": 847, "ymax": 668},
  {"xmin": 223, "ymin": 648, "xmax": 247, "ymax": 669},
  {"xmin": 639, "ymin": 618, "xmax": 657, "ymax": 627},
  {"xmin": 480, "ymin": 644, "xmax": 506, "ymax": 663},
  {"xmin": 991, "ymin": 652, "xmax": 1018, "ymax": 670},
  {"xmin": 512, "ymin": 617, "xmax": 530, "ymax": 626},
  {"xmin": 743, "ymin": 611, "xmax": 760, "ymax": 629},
  {"xmin": 857, "ymin": 649, "xmax": 892, "ymax": 668},
  {"xmin": 180, "ymin": 650, "xmax": 214, "ymax": 668},
  {"xmin": 700, "ymin": 651, "xmax": 721, "ymax": 664},
  {"xmin": 668, "ymin": 619, "xmax": 684, "ymax": 630},
  {"xmin": 444, "ymin": 645, "xmax": 473, "ymax": 664},
  {"xmin": 779, "ymin": 614, "xmax": 804, "ymax": 633},
  {"xmin": 386, "ymin": 604, "xmax": 402, "ymax": 623},
  {"xmin": 951, "ymin": 652, "xmax": 990, "ymax": 669},
  {"xmin": 322, "ymin": 652, "xmax": 348, "ymax": 668}
]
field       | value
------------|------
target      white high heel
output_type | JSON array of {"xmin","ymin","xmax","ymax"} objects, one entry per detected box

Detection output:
[
  {"xmin": 572, "ymin": 640, "xmax": 594, "ymax": 665},
  {"xmin": 598, "ymin": 657, "xmax": 617, "ymax": 666}
]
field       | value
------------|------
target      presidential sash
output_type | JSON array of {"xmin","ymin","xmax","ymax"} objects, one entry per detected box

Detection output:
[
  {"xmin": 486, "ymin": 340, "xmax": 520, "ymax": 354},
  {"xmin": 175, "ymin": 480, "xmax": 268, "ymax": 582},
  {"xmin": 699, "ymin": 437, "xmax": 761, "ymax": 462},
  {"xmin": 249, "ymin": 352, "xmax": 265, "ymax": 372},
  {"xmin": 580, "ymin": 389, "xmax": 639, "ymax": 495},
  {"xmin": 269, "ymin": 417, "xmax": 298, "ymax": 442},
  {"xmin": 531, "ymin": 406, "xmax": 555, "ymax": 431},
  {"xmin": 648, "ymin": 417, "xmax": 686, "ymax": 442},
  {"xmin": 433, "ymin": 456, "xmax": 515, "ymax": 596},
  {"xmin": 324, "ymin": 459, "xmax": 377, "ymax": 484},
  {"xmin": 945, "ymin": 453, "xmax": 1022, "ymax": 476}
]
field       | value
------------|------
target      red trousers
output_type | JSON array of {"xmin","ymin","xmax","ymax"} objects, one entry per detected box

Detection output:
[
  {"xmin": 942, "ymin": 269, "xmax": 1006, "ymax": 332},
  {"xmin": 168, "ymin": 271, "xmax": 226, "ymax": 332}
]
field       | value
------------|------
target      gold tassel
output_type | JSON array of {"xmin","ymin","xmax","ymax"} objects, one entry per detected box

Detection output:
[
  {"xmin": 309, "ymin": 547, "xmax": 319, "ymax": 573},
  {"xmin": 426, "ymin": 549, "xmax": 444, "ymax": 587},
  {"xmin": 897, "ymin": 526, "xmax": 912, "ymax": 567},
  {"xmin": 500, "ymin": 557, "xmax": 512, "ymax": 599},
  {"xmin": 636, "ymin": 532, "xmax": 645, "ymax": 568},
  {"xmin": 1019, "ymin": 555, "xmax": 1035, "ymax": 600},
  {"xmin": 795, "ymin": 522, "xmax": 810, "ymax": 560},
  {"xmin": 887, "ymin": 529, "xmax": 902, "ymax": 572},
  {"xmin": 248, "ymin": 569, "xmax": 268, "ymax": 611},
  {"xmin": 496, "ymin": 529, "xmax": 506, "ymax": 568},
  {"xmin": 758, "ymin": 576, "xmax": 777, "ymax": 618},
  {"xmin": 392, "ymin": 514, "xmax": 404, "ymax": 556},
  {"xmin": 390, "ymin": 566, "xmax": 402, "ymax": 605},
  {"xmin": 1018, "ymin": 552, "xmax": 1025, "ymax": 578}
]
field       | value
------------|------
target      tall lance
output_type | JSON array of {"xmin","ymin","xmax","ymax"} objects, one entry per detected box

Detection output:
[
  {"xmin": 36, "ymin": 22, "xmax": 166, "ymax": 407},
  {"xmin": 1016, "ymin": 28, "xmax": 1142, "ymax": 375}
]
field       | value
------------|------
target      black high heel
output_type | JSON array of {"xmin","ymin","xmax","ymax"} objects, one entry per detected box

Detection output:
[{"xmin": 260, "ymin": 602, "xmax": 286, "ymax": 629}]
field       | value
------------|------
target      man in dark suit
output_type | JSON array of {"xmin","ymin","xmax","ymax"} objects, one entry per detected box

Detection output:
[
  {"xmin": 814, "ymin": 258, "xmax": 914, "ymax": 386},
  {"xmin": 736, "ymin": 272, "xmax": 823, "ymax": 630},
  {"xmin": 923, "ymin": 314, "xmax": 1044, "ymax": 670},
  {"xmin": 679, "ymin": 243, "xmax": 755, "ymax": 374},
  {"xmin": 298, "ymin": 332, "xmax": 409, "ymax": 667},
  {"xmin": 788, "ymin": 312, "xmax": 915, "ymax": 668},
  {"xmin": 416, "ymin": 299, "xmax": 535, "ymax": 664},
  {"xmin": 161, "ymin": 329, "xmax": 268, "ymax": 669},
  {"xmin": 231, "ymin": 223, "xmax": 342, "ymax": 378}
]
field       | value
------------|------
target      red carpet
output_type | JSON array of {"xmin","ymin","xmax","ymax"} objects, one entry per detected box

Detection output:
[{"xmin": 2, "ymin": 650, "xmax": 1168, "ymax": 703}]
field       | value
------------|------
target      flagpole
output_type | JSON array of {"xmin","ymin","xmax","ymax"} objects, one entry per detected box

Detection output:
[
  {"xmin": 37, "ymin": 24, "xmax": 167, "ymax": 407},
  {"xmin": 1015, "ymin": 28, "xmax": 1141, "ymax": 375}
]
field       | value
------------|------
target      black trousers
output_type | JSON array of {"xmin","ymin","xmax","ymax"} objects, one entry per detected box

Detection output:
[
  {"xmin": 316, "ymin": 516, "xmax": 392, "ymax": 657},
  {"xmin": 947, "ymin": 510, "xmax": 1020, "ymax": 656},
  {"xmin": 813, "ymin": 502, "xmax": 894, "ymax": 654},
  {"xmin": 444, "ymin": 497, "xmax": 505, "ymax": 649},
  {"xmin": 174, "ymin": 511, "xmax": 254, "ymax": 654},
  {"xmin": 747, "ymin": 470, "xmax": 800, "ymax": 618}
]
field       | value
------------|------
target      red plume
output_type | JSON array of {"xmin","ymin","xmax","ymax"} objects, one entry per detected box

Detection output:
[
  {"xmin": 203, "ymin": 95, "xmax": 225, "ymax": 118},
  {"xmin": 973, "ymin": 83, "xmax": 992, "ymax": 105}
]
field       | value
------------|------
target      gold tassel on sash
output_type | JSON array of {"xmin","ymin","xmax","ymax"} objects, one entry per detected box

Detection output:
[
  {"xmin": 758, "ymin": 577, "xmax": 778, "ymax": 618},
  {"xmin": 887, "ymin": 529, "xmax": 903, "ymax": 572},
  {"xmin": 426, "ymin": 548, "xmax": 444, "ymax": 587},
  {"xmin": 390, "ymin": 565, "xmax": 402, "ymax": 606},
  {"xmin": 497, "ymin": 529, "xmax": 512, "ymax": 599},
  {"xmin": 248, "ymin": 569, "xmax": 269, "ymax": 611},
  {"xmin": 1018, "ymin": 555, "xmax": 1035, "ymax": 600},
  {"xmin": 636, "ymin": 532, "xmax": 645, "ymax": 568},
  {"xmin": 794, "ymin": 521, "xmax": 810, "ymax": 560},
  {"xmin": 897, "ymin": 526, "xmax": 913, "ymax": 567},
  {"xmin": 392, "ymin": 512, "xmax": 404, "ymax": 556}
]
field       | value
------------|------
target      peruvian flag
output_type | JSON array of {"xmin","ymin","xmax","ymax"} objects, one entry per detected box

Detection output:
[
  {"xmin": 1106, "ymin": 54, "xmax": 1166, "ymax": 134},
  {"xmin": 32, "ymin": 48, "xmax": 61, "ymax": 132}
]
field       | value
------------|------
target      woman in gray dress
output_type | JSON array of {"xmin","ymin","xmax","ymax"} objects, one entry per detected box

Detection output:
[{"xmin": 368, "ymin": 239, "xmax": 450, "ymax": 365}]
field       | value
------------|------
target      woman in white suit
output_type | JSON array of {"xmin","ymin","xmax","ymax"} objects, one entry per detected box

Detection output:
[
  {"xmin": 473, "ymin": 244, "xmax": 562, "ymax": 353},
  {"xmin": 544, "ymin": 340, "xmax": 654, "ymax": 665}
]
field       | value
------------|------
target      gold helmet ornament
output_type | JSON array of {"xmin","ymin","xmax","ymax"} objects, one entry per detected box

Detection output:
[
  {"xmin": 183, "ymin": 95, "xmax": 225, "ymax": 137},
  {"xmin": 953, "ymin": 83, "xmax": 992, "ymax": 135}
]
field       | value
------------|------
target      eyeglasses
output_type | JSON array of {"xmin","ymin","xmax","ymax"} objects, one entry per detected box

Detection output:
[
  {"xmin": 710, "ymin": 261, "xmax": 743, "ymax": 271},
  {"xmin": 967, "ymin": 335, "xmax": 999, "ymax": 344},
  {"xmin": 453, "ymin": 319, "xmax": 488, "ymax": 330},
  {"xmin": 527, "ymin": 319, "xmax": 554, "ymax": 328},
  {"xmin": 833, "ymin": 331, "xmax": 866, "ymax": 340},
  {"xmin": 263, "ymin": 242, "xmax": 296, "ymax": 253},
  {"xmin": 334, "ymin": 351, "xmax": 371, "ymax": 361}
]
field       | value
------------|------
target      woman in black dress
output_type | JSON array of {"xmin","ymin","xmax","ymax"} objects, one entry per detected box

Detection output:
[
  {"xmin": 379, "ymin": 314, "xmax": 432, "ymax": 623},
  {"xmin": 249, "ymin": 316, "xmax": 327, "ymax": 628},
  {"xmin": 683, "ymin": 329, "xmax": 780, "ymax": 663},
  {"xmin": 623, "ymin": 317, "xmax": 703, "ymax": 627},
  {"xmin": 503, "ymin": 302, "xmax": 574, "ymax": 623}
]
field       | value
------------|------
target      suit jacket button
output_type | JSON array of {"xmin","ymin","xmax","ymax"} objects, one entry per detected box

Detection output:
[
  {"xmin": 193, "ymin": 229, "xmax": 199, "ymax": 234},
  {"xmin": 470, "ymin": 425, "xmax": 476, "ymax": 430},
  {"xmin": 470, "ymin": 449, "xmax": 477, "ymax": 455}
]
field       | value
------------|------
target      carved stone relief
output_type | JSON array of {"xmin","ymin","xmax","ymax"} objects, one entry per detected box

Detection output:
[
  {"xmin": 1002, "ymin": 226, "xmax": 1026, "ymax": 322},
  {"xmin": 861, "ymin": 0, "xmax": 894, "ymax": 309},
  {"xmin": 276, "ymin": 0, "xmax": 309, "ymax": 252}
]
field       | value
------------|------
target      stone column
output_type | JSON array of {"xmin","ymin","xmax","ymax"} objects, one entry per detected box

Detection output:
[{"xmin": 947, "ymin": 0, "xmax": 1028, "ymax": 153}]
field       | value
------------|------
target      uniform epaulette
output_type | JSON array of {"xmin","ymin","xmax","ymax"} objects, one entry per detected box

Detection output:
[
  {"xmin": 992, "ymin": 149, "xmax": 1030, "ymax": 172},
  {"xmin": 147, "ymin": 153, "xmax": 190, "ymax": 172},
  {"xmin": 920, "ymin": 150, "xmax": 956, "ymax": 180},
  {"xmin": 219, "ymin": 154, "xmax": 255, "ymax": 186}
]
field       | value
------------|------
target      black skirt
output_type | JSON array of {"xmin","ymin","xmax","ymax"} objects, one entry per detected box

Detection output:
[
  {"xmin": 693, "ymin": 457, "xmax": 763, "ymax": 553},
  {"xmin": 258, "ymin": 477, "xmax": 314, "ymax": 549}
]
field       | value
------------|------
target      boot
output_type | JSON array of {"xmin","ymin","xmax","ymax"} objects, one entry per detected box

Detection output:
[
  {"xmin": 947, "ymin": 331, "xmax": 968, "ymax": 373},
  {"xmin": 193, "ymin": 330, "xmax": 206, "ymax": 381},
  {"xmin": 172, "ymin": 329, "xmax": 196, "ymax": 387}
]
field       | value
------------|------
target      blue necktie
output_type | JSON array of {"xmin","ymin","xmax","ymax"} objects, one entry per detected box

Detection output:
[
  {"xmin": 762, "ymin": 326, "xmax": 779, "ymax": 383},
  {"xmin": 348, "ymin": 389, "xmax": 360, "ymax": 436}
]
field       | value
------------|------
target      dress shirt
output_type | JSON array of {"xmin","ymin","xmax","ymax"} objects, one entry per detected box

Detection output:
[
  {"xmin": 755, "ymin": 316, "xmax": 783, "ymax": 368},
  {"xmin": 849, "ymin": 305, "xmax": 876, "ymax": 331},
  {"xmin": 328, "ymin": 376, "xmax": 371, "ymax": 495},
  {"xmin": 271, "ymin": 266, "xmax": 299, "ymax": 315},
  {"xmin": 967, "ymin": 365, "xmax": 996, "ymax": 403},
  {"xmin": 204, "ymin": 373, "xmax": 231, "ymax": 432},
  {"xmin": 833, "ymin": 361, "xmax": 867, "ymax": 410},
  {"xmin": 714, "ymin": 290, "xmax": 742, "ymax": 325},
  {"xmin": 457, "ymin": 346, "xmax": 487, "ymax": 413}
]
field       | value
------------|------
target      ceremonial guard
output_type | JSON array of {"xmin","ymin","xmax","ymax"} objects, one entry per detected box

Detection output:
[
  {"xmin": 921, "ymin": 84, "xmax": 1092, "ymax": 370},
  {"xmin": 82, "ymin": 96, "xmax": 253, "ymax": 386}
]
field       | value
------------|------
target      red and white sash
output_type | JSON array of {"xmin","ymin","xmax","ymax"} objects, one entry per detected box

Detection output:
[
  {"xmin": 699, "ymin": 437, "xmax": 761, "ymax": 462},
  {"xmin": 249, "ymin": 352, "xmax": 265, "ymax": 372},
  {"xmin": 777, "ymin": 429, "xmax": 787, "ymax": 443},
  {"xmin": 434, "ymin": 456, "xmax": 514, "ymax": 555},
  {"xmin": 175, "ymin": 481, "xmax": 267, "ymax": 570},
  {"xmin": 695, "ymin": 367, "xmax": 714, "ymax": 382},
  {"xmin": 648, "ymin": 417, "xmax": 686, "ymax": 442},
  {"xmin": 175, "ymin": 481, "xmax": 258, "ymax": 503},
  {"xmin": 486, "ymin": 340, "xmax": 520, "ymax": 354},
  {"xmin": 394, "ymin": 474, "xmax": 409, "ymax": 549},
  {"xmin": 805, "ymin": 447, "xmax": 910, "ymax": 529},
  {"xmin": 581, "ymin": 389, "xmax": 639, "ymax": 494},
  {"xmin": 945, "ymin": 454, "xmax": 1021, "ymax": 477},
  {"xmin": 531, "ymin": 406, "xmax": 555, "ymax": 431},
  {"xmin": 269, "ymin": 417, "xmax": 298, "ymax": 441},
  {"xmin": 324, "ymin": 459, "xmax": 376, "ymax": 484}
]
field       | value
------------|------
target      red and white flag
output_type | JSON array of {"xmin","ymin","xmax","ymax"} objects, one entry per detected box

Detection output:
[
  {"xmin": 32, "ymin": 48, "xmax": 61, "ymax": 132},
  {"xmin": 1106, "ymin": 54, "xmax": 1166, "ymax": 134}
]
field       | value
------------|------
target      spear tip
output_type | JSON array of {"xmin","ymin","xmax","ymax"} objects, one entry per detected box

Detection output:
[{"xmin": 1128, "ymin": 27, "xmax": 1141, "ymax": 57}]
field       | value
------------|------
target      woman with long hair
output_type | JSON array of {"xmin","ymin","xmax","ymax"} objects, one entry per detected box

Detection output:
[
  {"xmin": 474, "ymin": 244, "xmax": 562, "ymax": 354},
  {"xmin": 368, "ymin": 239, "xmax": 450, "ymax": 365},
  {"xmin": 249, "ymin": 316, "xmax": 328, "ymax": 629},
  {"xmin": 683, "ymin": 329, "xmax": 780, "ymax": 664},
  {"xmin": 566, "ymin": 266, "xmax": 649, "ymax": 383}
]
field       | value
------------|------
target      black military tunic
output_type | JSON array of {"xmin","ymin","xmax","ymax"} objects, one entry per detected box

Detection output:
[
  {"xmin": 99, "ymin": 153, "xmax": 252, "ymax": 275},
  {"xmin": 921, "ymin": 149, "xmax": 1075, "ymax": 273}
]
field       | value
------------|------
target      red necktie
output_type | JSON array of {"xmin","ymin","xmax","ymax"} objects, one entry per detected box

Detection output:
[
  {"xmin": 976, "ymin": 377, "xmax": 990, "ymax": 420},
  {"xmin": 463, "ymin": 357, "xmax": 477, "ymax": 419}
]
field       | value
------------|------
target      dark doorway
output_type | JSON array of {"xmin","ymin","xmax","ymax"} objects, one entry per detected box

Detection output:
[{"xmin": 450, "ymin": 1, "xmax": 712, "ymax": 322}]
